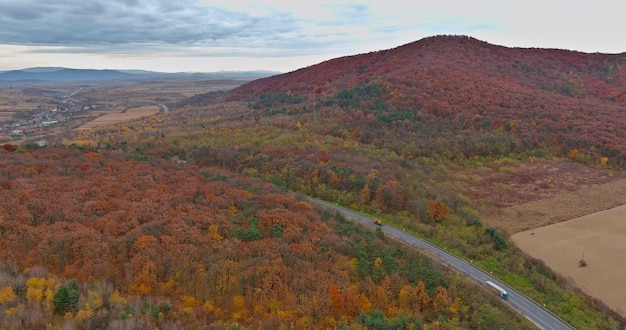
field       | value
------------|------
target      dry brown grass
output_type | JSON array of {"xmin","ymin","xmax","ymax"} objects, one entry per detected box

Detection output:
[
  {"xmin": 0, "ymin": 87, "xmax": 68, "ymax": 122},
  {"xmin": 487, "ymin": 178, "xmax": 626, "ymax": 233},
  {"xmin": 457, "ymin": 159, "xmax": 625, "ymax": 234},
  {"xmin": 75, "ymin": 79, "xmax": 247, "ymax": 105},
  {"xmin": 0, "ymin": 112, "xmax": 14, "ymax": 120}
]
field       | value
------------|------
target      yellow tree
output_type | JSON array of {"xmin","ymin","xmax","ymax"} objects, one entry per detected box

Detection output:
[
  {"xmin": 373, "ymin": 186, "xmax": 385, "ymax": 210},
  {"xmin": 26, "ymin": 277, "xmax": 48, "ymax": 304},
  {"xmin": 371, "ymin": 286, "xmax": 389, "ymax": 311},
  {"xmin": 129, "ymin": 259, "xmax": 157, "ymax": 296},
  {"xmin": 231, "ymin": 295, "xmax": 247, "ymax": 321},
  {"xmin": 129, "ymin": 235, "xmax": 159, "ymax": 295},
  {"xmin": 398, "ymin": 284, "xmax": 417, "ymax": 313},
  {"xmin": 343, "ymin": 285, "xmax": 362, "ymax": 319},
  {"xmin": 0, "ymin": 285, "xmax": 17, "ymax": 303},
  {"xmin": 359, "ymin": 293, "xmax": 372, "ymax": 315},
  {"xmin": 205, "ymin": 224, "xmax": 223, "ymax": 243},
  {"xmin": 448, "ymin": 296, "xmax": 462, "ymax": 316},
  {"xmin": 600, "ymin": 157, "xmax": 609, "ymax": 167},
  {"xmin": 44, "ymin": 277, "xmax": 57, "ymax": 311},
  {"xmin": 75, "ymin": 303, "xmax": 95, "ymax": 324}
]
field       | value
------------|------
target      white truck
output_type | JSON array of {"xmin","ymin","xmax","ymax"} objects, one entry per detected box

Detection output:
[{"xmin": 486, "ymin": 280, "xmax": 508, "ymax": 300}]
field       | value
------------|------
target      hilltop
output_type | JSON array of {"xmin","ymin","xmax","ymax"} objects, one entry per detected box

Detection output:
[
  {"xmin": 230, "ymin": 35, "xmax": 626, "ymax": 167},
  {"xmin": 232, "ymin": 35, "xmax": 625, "ymax": 100}
]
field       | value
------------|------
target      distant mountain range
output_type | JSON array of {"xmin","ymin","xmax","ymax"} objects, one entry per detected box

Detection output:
[{"xmin": 0, "ymin": 67, "xmax": 280, "ymax": 81}]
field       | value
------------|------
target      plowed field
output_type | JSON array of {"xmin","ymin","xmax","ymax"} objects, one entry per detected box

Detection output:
[
  {"xmin": 460, "ymin": 158, "xmax": 626, "ymax": 316},
  {"xmin": 512, "ymin": 205, "xmax": 626, "ymax": 316}
]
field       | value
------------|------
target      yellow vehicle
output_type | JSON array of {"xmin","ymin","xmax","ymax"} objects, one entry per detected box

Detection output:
[{"xmin": 373, "ymin": 218, "xmax": 383, "ymax": 226}]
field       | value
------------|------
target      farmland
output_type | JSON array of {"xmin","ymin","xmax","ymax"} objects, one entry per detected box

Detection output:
[
  {"xmin": 457, "ymin": 158, "xmax": 625, "ymax": 234},
  {"xmin": 0, "ymin": 78, "xmax": 248, "ymax": 142},
  {"xmin": 76, "ymin": 105, "xmax": 162, "ymax": 130},
  {"xmin": 512, "ymin": 203, "xmax": 626, "ymax": 316},
  {"xmin": 458, "ymin": 156, "xmax": 626, "ymax": 317}
]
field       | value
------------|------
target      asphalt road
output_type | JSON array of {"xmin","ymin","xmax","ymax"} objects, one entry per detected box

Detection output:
[
  {"xmin": 158, "ymin": 104, "xmax": 169, "ymax": 113},
  {"xmin": 310, "ymin": 198, "xmax": 575, "ymax": 330},
  {"xmin": 69, "ymin": 86, "xmax": 83, "ymax": 96}
]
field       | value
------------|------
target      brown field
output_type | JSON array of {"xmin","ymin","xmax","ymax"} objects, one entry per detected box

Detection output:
[
  {"xmin": 457, "ymin": 159, "xmax": 626, "ymax": 234},
  {"xmin": 0, "ymin": 86, "xmax": 72, "ymax": 122},
  {"xmin": 77, "ymin": 105, "xmax": 161, "ymax": 130},
  {"xmin": 0, "ymin": 112, "xmax": 14, "ymax": 120},
  {"xmin": 512, "ymin": 205, "xmax": 626, "ymax": 316},
  {"xmin": 0, "ymin": 104, "xmax": 42, "ymax": 112},
  {"xmin": 483, "ymin": 178, "xmax": 626, "ymax": 234},
  {"xmin": 0, "ymin": 79, "xmax": 249, "ymax": 143},
  {"xmin": 462, "ymin": 159, "xmax": 626, "ymax": 317},
  {"xmin": 74, "ymin": 79, "xmax": 248, "ymax": 105}
]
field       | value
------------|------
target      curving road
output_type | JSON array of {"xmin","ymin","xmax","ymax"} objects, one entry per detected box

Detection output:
[
  {"xmin": 157, "ymin": 104, "xmax": 169, "ymax": 113},
  {"xmin": 309, "ymin": 198, "xmax": 575, "ymax": 330}
]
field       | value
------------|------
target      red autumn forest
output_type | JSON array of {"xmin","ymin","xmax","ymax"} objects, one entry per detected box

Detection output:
[
  {"xmin": 0, "ymin": 146, "xmax": 531, "ymax": 328},
  {"xmin": 231, "ymin": 35, "xmax": 626, "ymax": 167},
  {"xmin": 1, "ymin": 35, "xmax": 625, "ymax": 329}
]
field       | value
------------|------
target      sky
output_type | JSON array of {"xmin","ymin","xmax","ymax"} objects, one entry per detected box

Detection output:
[{"xmin": 0, "ymin": 0, "xmax": 624, "ymax": 73}]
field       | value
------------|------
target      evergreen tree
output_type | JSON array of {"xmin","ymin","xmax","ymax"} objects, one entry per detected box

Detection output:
[{"xmin": 53, "ymin": 279, "xmax": 79, "ymax": 315}]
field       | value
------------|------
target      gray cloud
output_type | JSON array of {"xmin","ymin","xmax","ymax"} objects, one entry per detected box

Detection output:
[
  {"xmin": 5, "ymin": 0, "xmax": 494, "ymax": 66},
  {"xmin": 0, "ymin": 0, "xmax": 306, "ymax": 51},
  {"xmin": 0, "ymin": 0, "xmax": 623, "ymax": 72}
]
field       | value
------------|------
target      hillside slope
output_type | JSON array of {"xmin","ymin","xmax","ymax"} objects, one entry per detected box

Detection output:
[
  {"xmin": 230, "ymin": 35, "xmax": 626, "ymax": 167},
  {"xmin": 233, "ymin": 36, "xmax": 625, "ymax": 99}
]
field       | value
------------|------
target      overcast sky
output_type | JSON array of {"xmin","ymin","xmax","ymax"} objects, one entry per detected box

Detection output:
[{"xmin": 0, "ymin": 0, "xmax": 624, "ymax": 73}]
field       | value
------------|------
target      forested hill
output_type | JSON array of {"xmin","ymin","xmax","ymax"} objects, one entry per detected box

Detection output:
[
  {"xmin": 232, "ymin": 35, "xmax": 625, "ymax": 100},
  {"xmin": 230, "ymin": 35, "xmax": 626, "ymax": 167},
  {"xmin": 4, "ymin": 35, "xmax": 623, "ymax": 328}
]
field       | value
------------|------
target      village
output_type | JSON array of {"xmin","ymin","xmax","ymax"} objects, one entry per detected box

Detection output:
[{"xmin": 0, "ymin": 86, "xmax": 115, "ymax": 143}]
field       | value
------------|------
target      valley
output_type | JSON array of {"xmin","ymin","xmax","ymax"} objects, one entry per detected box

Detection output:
[{"xmin": 0, "ymin": 78, "xmax": 250, "ymax": 144}]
